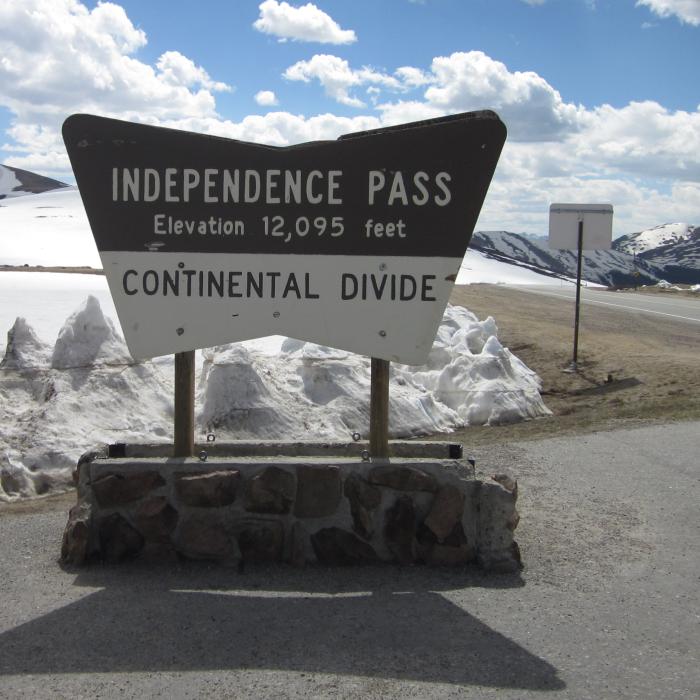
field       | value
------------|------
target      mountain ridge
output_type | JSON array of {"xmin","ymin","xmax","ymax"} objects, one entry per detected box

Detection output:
[
  {"xmin": 0, "ymin": 164, "xmax": 69, "ymax": 200},
  {"xmin": 472, "ymin": 223, "xmax": 699, "ymax": 286}
]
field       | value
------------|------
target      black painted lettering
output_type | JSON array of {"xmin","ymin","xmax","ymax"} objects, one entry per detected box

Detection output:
[
  {"xmin": 421, "ymin": 275, "xmax": 436, "ymax": 301},
  {"xmin": 400, "ymin": 275, "xmax": 417, "ymax": 300},
  {"xmin": 123, "ymin": 270, "xmax": 138, "ymax": 295},
  {"xmin": 282, "ymin": 273, "xmax": 301, "ymax": 299},
  {"xmin": 342, "ymin": 273, "xmax": 358, "ymax": 300},
  {"xmin": 143, "ymin": 270, "xmax": 159, "ymax": 295},
  {"xmin": 163, "ymin": 269, "xmax": 179, "ymax": 296},
  {"xmin": 304, "ymin": 273, "xmax": 319, "ymax": 299},
  {"xmin": 228, "ymin": 271, "xmax": 242, "ymax": 297},
  {"xmin": 247, "ymin": 271, "xmax": 264, "ymax": 297}
]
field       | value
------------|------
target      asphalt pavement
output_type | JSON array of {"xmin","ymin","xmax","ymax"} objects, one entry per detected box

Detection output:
[
  {"xmin": 0, "ymin": 420, "xmax": 698, "ymax": 699},
  {"xmin": 511, "ymin": 285, "xmax": 700, "ymax": 324}
]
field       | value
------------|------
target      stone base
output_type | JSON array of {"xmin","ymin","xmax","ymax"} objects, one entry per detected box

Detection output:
[{"xmin": 62, "ymin": 442, "xmax": 520, "ymax": 572}]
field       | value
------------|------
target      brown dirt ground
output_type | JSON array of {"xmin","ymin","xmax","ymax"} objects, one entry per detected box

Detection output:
[{"xmin": 439, "ymin": 283, "xmax": 700, "ymax": 445}]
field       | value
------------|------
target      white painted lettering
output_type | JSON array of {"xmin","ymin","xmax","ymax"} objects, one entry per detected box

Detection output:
[
  {"xmin": 435, "ymin": 172, "xmax": 452, "ymax": 206},
  {"xmin": 368, "ymin": 171, "xmax": 385, "ymax": 205}
]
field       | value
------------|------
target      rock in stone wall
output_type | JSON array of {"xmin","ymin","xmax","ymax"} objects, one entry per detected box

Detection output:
[{"xmin": 61, "ymin": 445, "xmax": 520, "ymax": 573}]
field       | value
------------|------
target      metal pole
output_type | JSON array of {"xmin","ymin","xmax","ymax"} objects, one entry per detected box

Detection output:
[
  {"xmin": 572, "ymin": 218, "xmax": 584, "ymax": 370},
  {"xmin": 369, "ymin": 357, "xmax": 390, "ymax": 458},
  {"xmin": 174, "ymin": 350, "xmax": 195, "ymax": 457}
]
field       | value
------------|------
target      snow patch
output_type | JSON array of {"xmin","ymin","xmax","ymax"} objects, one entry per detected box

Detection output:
[
  {"xmin": 654, "ymin": 279, "xmax": 683, "ymax": 291},
  {"xmin": 0, "ymin": 296, "xmax": 551, "ymax": 500}
]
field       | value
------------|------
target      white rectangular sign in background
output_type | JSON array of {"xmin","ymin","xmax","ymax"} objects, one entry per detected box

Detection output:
[{"xmin": 548, "ymin": 203, "xmax": 613, "ymax": 250}]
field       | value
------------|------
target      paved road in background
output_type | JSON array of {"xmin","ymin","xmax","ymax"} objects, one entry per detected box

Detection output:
[
  {"xmin": 1, "ymin": 421, "xmax": 699, "ymax": 699},
  {"xmin": 511, "ymin": 285, "xmax": 700, "ymax": 324}
]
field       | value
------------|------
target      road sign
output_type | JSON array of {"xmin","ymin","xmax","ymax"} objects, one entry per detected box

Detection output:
[
  {"xmin": 548, "ymin": 202, "xmax": 614, "ymax": 371},
  {"xmin": 548, "ymin": 203, "xmax": 613, "ymax": 250},
  {"xmin": 63, "ymin": 111, "xmax": 506, "ymax": 364}
]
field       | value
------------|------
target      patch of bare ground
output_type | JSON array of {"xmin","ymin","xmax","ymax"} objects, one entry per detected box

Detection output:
[{"xmin": 439, "ymin": 283, "xmax": 700, "ymax": 445}]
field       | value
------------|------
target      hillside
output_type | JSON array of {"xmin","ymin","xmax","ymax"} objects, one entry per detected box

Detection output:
[
  {"xmin": 612, "ymin": 223, "xmax": 700, "ymax": 284},
  {"xmin": 471, "ymin": 231, "xmax": 664, "ymax": 287},
  {"xmin": 0, "ymin": 164, "xmax": 69, "ymax": 199}
]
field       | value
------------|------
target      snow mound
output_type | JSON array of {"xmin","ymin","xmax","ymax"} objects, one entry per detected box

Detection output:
[
  {"xmin": 198, "ymin": 304, "xmax": 550, "ymax": 442},
  {"xmin": 51, "ymin": 295, "xmax": 132, "ymax": 369},
  {"xmin": 654, "ymin": 280, "xmax": 683, "ymax": 291},
  {"xmin": 0, "ymin": 298, "xmax": 551, "ymax": 501},
  {"xmin": 0, "ymin": 317, "xmax": 51, "ymax": 369},
  {"xmin": 395, "ymin": 305, "xmax": 547, "ymax": 426},
  {"xmin": 200, "ymin": 344, "xmax": 301, "ymax": 438}
]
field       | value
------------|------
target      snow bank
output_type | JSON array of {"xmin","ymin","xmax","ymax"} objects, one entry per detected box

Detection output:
[
  {"xmin": 0, "ymin": 296, "xmax": 550, "ymax": 500},
  {"xmin": 655, "ymin": 280, "xmax": 683, "ymax": 291}
]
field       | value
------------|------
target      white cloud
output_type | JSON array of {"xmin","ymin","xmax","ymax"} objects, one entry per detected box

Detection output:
[
  {"xmin": 0, "ymin": 0, "xmax": 230, "ymax": 172},
  {"xmin": 421, "ymin": 52, "xmax": 585, "ymax": 141},
  {"xmin": 253, "ymin": 0, "xmax": 357, "ymax": 44},
  {"xmin": 156, "ymin": 51, "xmax": 230, "ymax": 92},
  {"xmin": 578, "ymin": 101, "xmax": 700, "ymax": 180},
  {"xmin": 254, "ymin": 90, "xmax": 279, "ymax": 106},
  {"xmin": 284, "ymin": 54, "xmax": 402, "ymax": 107},
  {"xmin": 294, "ymin": 51, "xmax": 586, "ymax": 141},
  {"xmin": 636, "ymin": 0, "xmax": 700, "ymax": 26},
  {"xmin": 395, "ymin": 66, "xmax": 433, "ymax": 87},
  {"xmin": 153, "ymin": 111, "xmax": 381, "ymax": 148}
]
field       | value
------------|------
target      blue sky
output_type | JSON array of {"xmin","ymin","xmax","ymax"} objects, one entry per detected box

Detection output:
[{"xmin": 1, "ymin": 0, "xmax": 698, "ymax": 235}]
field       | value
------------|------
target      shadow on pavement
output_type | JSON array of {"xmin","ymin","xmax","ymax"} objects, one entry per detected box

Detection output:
[{"xmin": 0, "ymin": 560, "xmax": 564, "ymax": 691}]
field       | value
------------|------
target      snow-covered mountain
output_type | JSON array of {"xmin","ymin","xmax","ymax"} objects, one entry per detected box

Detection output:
[
  {"xmin": 613, "ymin": 223, "xmax": 694, "ymax": 255},
  {"xmin": 471, "ymin": 231, "xmax": 666, "ymax": 287},
  {"xmin": 612, "ymin": 224, "xmax": 700, "ymax": 284},
  {"xmin": 0, "ymin": 164, "xmax": 69, "ymax": 200}
]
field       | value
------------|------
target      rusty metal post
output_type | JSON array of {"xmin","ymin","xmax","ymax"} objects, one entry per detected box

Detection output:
[
  {"xmin": 174, "ymin": 350, "xmax": 195, "ymax": 457},
  {"xmin": 370, "ymin": 357, "xmax": 390, "ymax": 458}
]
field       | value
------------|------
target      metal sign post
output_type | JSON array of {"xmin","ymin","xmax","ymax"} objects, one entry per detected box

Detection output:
[
  {"xmin": 549, "ymin": 203, "xmax": 613, "ymax": 372},
  {"xmin": 572, "ymin": 218, "xmax": 584, "ymax": 370}
]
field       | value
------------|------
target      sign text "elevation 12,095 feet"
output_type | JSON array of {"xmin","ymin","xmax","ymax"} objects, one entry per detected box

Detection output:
[{"xmin": 63, "ymin": 111, "xmax": 506, "ymax": 364}]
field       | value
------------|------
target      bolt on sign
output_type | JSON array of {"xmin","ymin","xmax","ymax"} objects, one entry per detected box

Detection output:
[{"xmin": 63, "ymin": 111, "xmax": 506, "ymax": 364}]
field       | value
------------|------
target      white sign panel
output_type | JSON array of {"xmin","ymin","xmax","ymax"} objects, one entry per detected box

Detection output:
[{"xmin": 548, "ymin": 203, "xmax": 613, "ymax": 250}]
